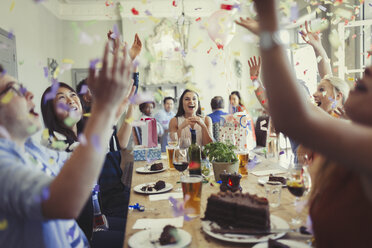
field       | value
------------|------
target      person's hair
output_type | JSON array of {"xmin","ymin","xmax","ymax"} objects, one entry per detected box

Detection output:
[
  {"xmin": 210, "ymin": 96, "xmax": 224, "ymax": 110},
  {"xmin": 41, "ymin": 82, "xmax": 85, "ymax": 142},
  {"xmin": 163, "ymin": 97, "xmax": 175, "ymax": 105},
  {"xmin": 76, "ymin": 78, "xmax": 91, "ymax": 113},
  {"xmin": 175, "ymin": 89, "xmax": 202, "ymax": 117},
  {"xmin": 139, "ymin": 102, "xmax": 155, "ymax": 114},
  {"xmin": 322, "ymin": 75, "xmax": 350, "ymax": 105},
  {"xmin": 229, "ymin": 91, "xmax": 245, "ymax": 108}
]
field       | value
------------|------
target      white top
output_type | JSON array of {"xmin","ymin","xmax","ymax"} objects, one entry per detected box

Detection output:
[{"xmin": 177, "ymin": 116, "xmax": 203, "ymax": 147}]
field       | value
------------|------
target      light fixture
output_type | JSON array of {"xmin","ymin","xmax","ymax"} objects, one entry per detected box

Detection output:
[{"xmin": 176, "ymin": 0, "xmax": 191, "ymax": 54}]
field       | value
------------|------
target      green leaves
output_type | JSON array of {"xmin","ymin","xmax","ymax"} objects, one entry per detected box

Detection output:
[{"xmin": 203, "ymin": 142, "xmax": 238, "ymax": 163}]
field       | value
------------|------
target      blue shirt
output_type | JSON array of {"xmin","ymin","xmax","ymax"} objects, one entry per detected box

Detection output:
[
  {"xmin": 0, "ymin": 138, "xmax": 89, "ymax": 248},
  {"xmin": 208, "ymin": 110, "xmax": 228, "ymax": 124}
]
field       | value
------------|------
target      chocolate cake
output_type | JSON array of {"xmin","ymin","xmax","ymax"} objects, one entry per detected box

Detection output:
[
  {"xmin": 154, "ymin": 180, "xmax": 166, "ymax": 190},
  {"xmin": 159, "ymin": 225, "xmax": 179, "ymax": 245},
  {"xmin": 269, "ymin": 174, "xmax": 287, "ymax": 185},
  {"xmin": 268, "ymin": 238, "xmax": 290, "ymax": 248},
  {"xmin": 203, "ymin": 191, "xmax": 270, "ymax": 231},
  {"xmin": 140, "ymin": 180, "xmax": 166, "ymax": 192},
  {"xmin": 150, "ymin": 162, "xmax": 163, "ymax": 171}
]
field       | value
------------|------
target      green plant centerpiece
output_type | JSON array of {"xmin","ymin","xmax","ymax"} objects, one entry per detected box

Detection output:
[{"xmin": 203, "ymin": 142, "xmax": 239, "ymax": 181}]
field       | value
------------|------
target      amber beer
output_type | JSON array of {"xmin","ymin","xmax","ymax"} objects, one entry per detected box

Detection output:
[
  {"xmin": 237, "ymin": 151, "xmax": 249, "ymax": 176},
  {"xmin": 181, "ymin": 175, "xmax": 203, "ymax": 217},
  {"xmin": 166, "ymin": 146, "xmax": 175, "ymax": 169}
]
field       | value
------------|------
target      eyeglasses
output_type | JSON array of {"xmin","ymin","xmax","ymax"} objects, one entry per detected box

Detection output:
[{"xmin": 0, "ymin": 83, "xmax": 27, "ymax": 99}]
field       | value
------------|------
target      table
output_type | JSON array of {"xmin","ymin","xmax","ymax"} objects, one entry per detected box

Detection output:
[{"xmin": 124, "ymin": 153, "xmax": 311, "ymax": 247}]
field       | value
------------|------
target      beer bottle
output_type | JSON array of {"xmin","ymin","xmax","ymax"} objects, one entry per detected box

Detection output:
[
  {"xmin": 92, "ymin": 185, "xmax": 109, "ymax": 232},
  {"xmin": 188, "ymin": 129, "xmax": 201, "ymax": 175}
]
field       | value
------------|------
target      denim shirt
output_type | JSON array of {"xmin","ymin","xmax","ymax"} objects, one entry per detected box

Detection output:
[{"xmin": 0, "ymin": 138, "xmax": 89, "ymax": 248}]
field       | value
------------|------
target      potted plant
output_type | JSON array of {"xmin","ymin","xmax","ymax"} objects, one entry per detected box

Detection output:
[{"xmin": 203, "ymin": 142, "xmax": 239, "ymax": 181}]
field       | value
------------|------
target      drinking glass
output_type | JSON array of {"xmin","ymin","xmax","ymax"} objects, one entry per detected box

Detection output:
[
  {"xmin": 173, "ymin": 147, "xmax": 189, "ymax": 191},
  {"xmin": 181, "ymin": 175, "xmax": 203, "ymax": 218},
  {"xmin": 286, "ymin": 162, "xmax": 311, "ymax": 226},
  {"xmin": 179, "ymin": 136, "xmax": 191, "ymax": 149},
  {"xmin": 168, "ymin": 132, "xmax": 178, "ymax": 147}
]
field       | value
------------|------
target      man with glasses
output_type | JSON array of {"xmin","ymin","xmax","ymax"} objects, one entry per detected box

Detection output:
[{"xmin": 0, "ymin": 42, "xmax": 133, "ymax": 247}]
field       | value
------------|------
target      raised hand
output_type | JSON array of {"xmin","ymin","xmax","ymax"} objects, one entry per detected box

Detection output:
[
  {"xmin": 300, "ymin": 21, "xmax": 323, "ymax": 50},
  {"xmin": 248, "ymin": 56, "xmax": 261, "ymax": 80},
  {"xmin": 235, "ymin": 17, "xmax": 260, "ymax": 35},
  {"xmin": 87, "ymin": 40, "xmax": 133, "ymax": 112},
  {"xmin": 129, "ymin": 33, "xmax": 142, "ymax": 61}
]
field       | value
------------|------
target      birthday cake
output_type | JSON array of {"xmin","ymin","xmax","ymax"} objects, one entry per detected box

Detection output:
[{"xmin": 203, "ymin": 191, "xmax": 270, "ymax": 231}]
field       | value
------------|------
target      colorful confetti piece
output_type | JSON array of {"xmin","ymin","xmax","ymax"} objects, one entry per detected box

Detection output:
[{"xmin": 131, "ymin": 8, "xmax": 139, "ymax": 15}]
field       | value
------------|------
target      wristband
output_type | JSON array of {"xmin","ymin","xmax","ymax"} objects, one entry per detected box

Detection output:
[{"xmin": 259, "ymin": 31, "xmax": 283, "ymax": 50}]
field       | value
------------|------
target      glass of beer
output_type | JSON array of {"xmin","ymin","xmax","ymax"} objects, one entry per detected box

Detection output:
[
  {"xmin": 181, "ymin": 175, "xmax": 203, "ymax": 218},
  {"xmin": 237, "ymin": 150, "xmax": 249, "ymax": 176},
  {"xmin": 166, "ymin": 146, "xmax": 175, "ymax": 170},
  {"xmin": 168, "ymin": 132, "xmax": 178, "ymax": 147}
]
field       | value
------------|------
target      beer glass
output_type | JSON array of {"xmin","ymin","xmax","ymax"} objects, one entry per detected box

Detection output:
[
  {"xmin": 181, "ymin": 175, "xmax": 203, "ymax": 218},
  {"xmin": 166, "ymin": 146, "xmax": 175, "ymax": 170},
  {"xmin": 168, "ymin": 132, "xmax": 178, "ymax": 147},
  {"xmin": 236, "ymin": 150, "xmax": 249, "ymax": 176}
]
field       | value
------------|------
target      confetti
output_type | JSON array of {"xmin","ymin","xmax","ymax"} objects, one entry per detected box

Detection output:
[
  {"xmin": 144, "ymin": 10, "xmax": 152, "ymax": 16},
  {"xmin": 169, "ymin": 196, "xmax": 192, "ymax": 221},
  {"xmin": 43, "ymin": 67, "xmax": 49, "ymax": 78},
  {"xmin": 207, "ymin": 47, "xmax": 212, "ymax": 54},
  {"xmin": 43, "ymin": 82, "xmax": 59, "ymax": 104},
  {"xmin": 78, "ymin": 133, "xmax": 87, "ymax": 145},
  {"xmin": 7, "ymin": 30, "xmax": 14, "ymax": 40},
  {"xmin": 10, "ymin": 1, "xmax": 15, "ymax": 12},
  {"xmin": 306, "ymin": 6, "xmax": 311, "ymax": 14},
  {"xmin": 64, "ymin": 117, "xmax": 77, "ymax": 127},
  {"xmin": 79, "ymin": 85, "xmax": 88, "ymax": 95},
  {"xmin": 192, "ymin": 40, "xmax": 203, "ymax": 49},
  {"xmin": 129, "ymin": 91, "xmax": 154, "ymax": 105},
  {"xmin": 112, "ymin": 24, "xmax": 120, "ymax": 39},
  {"xmin": 91, "ymin": 135, "xmax": 102, "ymax": 153},
  {"xmin": 0, "ymin": 219, "xmax": 8, "ymax": 231},
  {"xmin": 131, "ymin": 8, "xmax": 139, "ymax": 15},
  {"xmin": 48, "ymin": 158, "xmax": 54, "ymax": 164},
  {"xmin": 195, "ymin": 17, "xmax": 201, "ymax": 22},
  {"xmin": 89, "ymin": 58, "xmax": 100, "ymax": 69},
  {"xmin": 1, "ymin": 91, "xmax": 14, "ymax": 104},
  {"xmin": 62, "ymin": 59, "xmax": 74, "ymax": 64},
  {"xmin": 124, "ymin": 117, "xmax": 134, "ymax": 124},
  {"xmin": 221, "ymin": 4, "xmax": 233, "ymax": 10},
  {"xmin": 172, "ymin": 0, "xmax": 177, "ymax": 7},
  {"xmin": 83, "ymin": 113, "xmax": 91, "ymax": 117}
]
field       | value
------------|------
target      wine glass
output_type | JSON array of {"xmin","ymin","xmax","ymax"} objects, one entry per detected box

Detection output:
[
  {"xmin": 168, "ymin": 132, "xmax": 178, "ymax": 147},
  {"xmin": 173, "ymin": 147, "xmax": 189, "ymax": 191},
  {"xmin": 179, "ymin": 136, "xmax": 191, "ymax": 149},
  {"xmin": 286, "ymin": 162, "xmax": 311, "ymax": 227},
  {"xmin": 144, "ymin": 149, "xmax": 155, "ymax": 171}
]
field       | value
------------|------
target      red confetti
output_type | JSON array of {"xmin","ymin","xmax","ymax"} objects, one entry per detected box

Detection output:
[
  {"xmin": 261, "ymin": 100, "xmax": 266, "ymax": 104},
  {"xmin": 221, "ymin": 4, "xmax": 233, "ymax": 10},
  {"xmin": 216, "ymin": 43, "xmax": 224, "ymax": 50},
  {"xmin": 131, "ymin": 8, "xmax": 139, "ymax": 15},
  {"xmin": 352, "ymin": 34, "xmax": 357, "ymax": 39},
  {"xmin": 172, "ymin": 0, "xmax": 177, "ymax": 7},
  {"xmin": 207, "ymin": 47, "xmax": 212, "ymax": 54},
  {"xmin": 368, "ymin": 53, "xmax": 371, "ymax": 59},
  {"xmin": 296, "ymin": 62, "xmax": 300, "ymax": 66},
  {"xmin": 304, "ymin": 69, "xmax": 308, "ymax": 75},
  {"xmin": 195, "ymin": 17, "xmax": 201, "ymax": 22},
  {"xmin": 250, "ymin": 76, "xmax": 258, "ymax": 80},
  {"xmin": 257, "ymin": 91, "xmax": 263, "ymax": 96}
]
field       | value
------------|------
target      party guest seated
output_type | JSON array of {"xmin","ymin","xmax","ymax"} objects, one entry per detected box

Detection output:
[
  {"xmin": 0, "ymin": 41, "xmax": 132, "ymax": 247},
  {"xmin": 155, "ymin": 97, "xmax": 176, "ymax": 152},
  {"xmin": 207, "ymin": 96, "xmax": 228, "ymax": 141},
  {"xmin": 237, "ymin": 1, "xmax": 372, "ymax": 247},
  {"xmin": 169, "ymin": 89, "xmax": 213, "ymax": 147}
]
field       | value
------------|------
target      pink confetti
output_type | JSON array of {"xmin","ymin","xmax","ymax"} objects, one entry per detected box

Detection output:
[{"xmin": 91, "ymin": 134, "xmax": 102, "ymax": 152}]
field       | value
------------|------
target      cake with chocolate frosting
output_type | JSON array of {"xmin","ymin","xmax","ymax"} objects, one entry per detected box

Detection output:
[
  {"xmin": 203, "ymin": 191, "xmax": 270, "ymax": 231},
  {"xmin": 159, "ymin": 225, "xmax": 179, "ymax": 245},
  {"xmin": 150, "ymin": 162, "xmax": 163, "ymax": 171}
]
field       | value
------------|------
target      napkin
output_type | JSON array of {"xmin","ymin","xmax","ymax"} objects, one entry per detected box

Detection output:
[
  {"xmin": 132, "ymin": 216, "xmax": 184, "ymax": 229},
  {"xmin": 149, "ymin": 192, "xmax": 183, "ymax": 201},
  {"xmin": 251, "ymin": 169, "xmax": 286, "ymax": 176}
]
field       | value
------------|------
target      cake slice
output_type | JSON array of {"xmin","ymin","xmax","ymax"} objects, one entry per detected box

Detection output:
[
  {"xmin": 203, "ymin": 191, "xmax": 270, "ymax": 231},
  {"xmin": 159, "ymin": 225, "xmax": 180, "ymax": 245},
  {"xmin": 268, "ymin": 238, "xmax": 290, "ymax": 248},
  {"xmin": 150, "ymin": 162, "xmax": 163, "ymax": 171}
]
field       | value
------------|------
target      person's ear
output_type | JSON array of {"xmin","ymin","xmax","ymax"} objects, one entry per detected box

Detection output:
[
  {"xmin": 336, "ymin": 92, "xmax": 343, "ymax": 102},
  {"xmin": 83, "ymin": 94, "xmax": 91, "ymax": 104}
]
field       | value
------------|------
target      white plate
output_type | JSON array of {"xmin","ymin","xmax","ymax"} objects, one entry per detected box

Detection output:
[
  {"xmin": 128, "ymin": 229, "xmax": 192, "ymax": 248},
  {"xmin": 258, "ymin": 176, "xmax": 287, "ymax": 187},
  {"xmin": 136, "ymin": 166, "xmax": 166, "ymax": 174},
  {"xmin": 133, "ymin": 182, "xmax": 173, "ymax": 195},
  {"xmin": 252, "ymin": 239, "xmax": 310, "ymax": 248},
  {"xmin": 201, "ymin": 215, "xmax": 289, "ymax": 243}
]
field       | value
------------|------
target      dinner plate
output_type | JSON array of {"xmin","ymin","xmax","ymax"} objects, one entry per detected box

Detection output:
[
  {"xmin": 128, "ymin": 229, "xmax": 192, "ymax": 248},
  {"xmin": 136, "ymin": 166, "xmax": 166, "ymax": 174},
  {"xmin": 201, "ymin": 215, "xmax": 289, "ymax": 243},
  {"xmin": 252, "ymin": 239, "xmax": 310, "ymax": 248},
  {"xmin": 257, "ymin": 176, "xmax": 287, "ymax": 187},
  {"xmin": 133, "ymin": 182, "xmax": 173, "ymax": 195}
]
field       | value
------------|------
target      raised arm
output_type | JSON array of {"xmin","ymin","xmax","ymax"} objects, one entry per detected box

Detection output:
[
  {"xmin": 42, "ymin": 41, "xmax": 133, "ymax": 219},
  {"xmin": 248, "ymin": 56, "xmax": 270, "ymax": 111},
  {"xmin": 244, "ymin": 0, "xmax": 372, "ymax": 176},
  {"xmin": 116, "ymin": 86, "xmax": 136, "ymax": 149},
  {"xmin": 300, "ymin": 21, "xmax": 332, "ymax": 78}
]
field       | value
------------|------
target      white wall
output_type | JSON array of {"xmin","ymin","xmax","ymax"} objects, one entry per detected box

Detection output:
[{"xmin": 0, "ymin": 1, "xmax": 63, "ymax": 114}]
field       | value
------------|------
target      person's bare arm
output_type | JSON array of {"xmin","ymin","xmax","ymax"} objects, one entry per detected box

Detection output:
[
  {"xmin": 300, "ymin": 21, "xmax": 332, "ymax": 78},
  {"xmin": 235, "ymin": 17, "xmax": 260, "ymax": 35},
  {"xmin": 246, "ymin": 0, "xmax": 372, "ymax": 176},
  {"xmin": 116, "ymin": 86, "xmax": 136, "ymax": 149},
  {"xmin": 42, "ymin": 41, "xmax": 133, "ymax": 219},
  {"xmin": 202, "ymin": 116, "xmax": 214, "ymax": 145},
  {"xmin": 248, "ymin": 56, "xmax": 270, "ymax": 111}
]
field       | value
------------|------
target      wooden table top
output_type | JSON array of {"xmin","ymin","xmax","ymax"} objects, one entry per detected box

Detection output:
[{"xmin": 123, "ymin": 154, "xmax": 311, "ymax": 248}]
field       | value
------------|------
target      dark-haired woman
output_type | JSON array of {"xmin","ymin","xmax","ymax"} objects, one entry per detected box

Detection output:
[
  {"xmin": 169, "ymin": 89, "xmax": 213, "ymax": 146},
  {"xmin": 41, "ymin": 82, "xmax": 135, "ymax": 248},
  {"xmin": 229, "ymin": 91, "xmax": 246, "ymax": 113}
]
